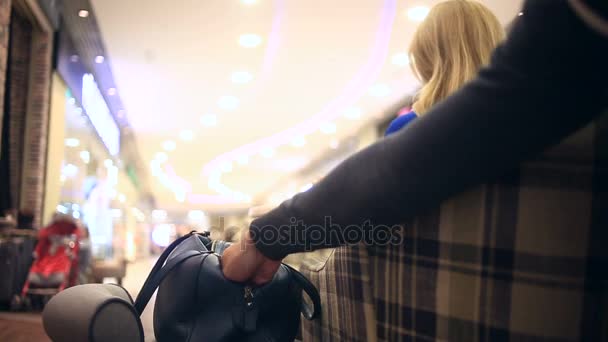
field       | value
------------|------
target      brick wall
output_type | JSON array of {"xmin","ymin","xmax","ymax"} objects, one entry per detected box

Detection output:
[
  {"xmin": 20, "ymin": 27, "xmax": 52, "ymax": 228},
  {"xmin": 0, "ymin": 0, "xmax": 52, "ymax": 227},
  {"xmin": 8, "ymin": 9, "xmax": 31, "ymax": 210}
]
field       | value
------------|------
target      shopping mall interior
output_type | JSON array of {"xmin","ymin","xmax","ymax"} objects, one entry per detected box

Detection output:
[{"xmin": 2, "ymin": 0, "xmax": 607, "ymax": 341}]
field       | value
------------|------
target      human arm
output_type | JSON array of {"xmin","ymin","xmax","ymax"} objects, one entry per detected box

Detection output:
[{"xmin": 248, "ymin": 0, "xmax": 608, "ymax": 260}]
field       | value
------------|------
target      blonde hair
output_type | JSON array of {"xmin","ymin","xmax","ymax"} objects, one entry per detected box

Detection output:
[{"xmin": 410, "ymin": 0, "xmax": 504, "ymax": 115}]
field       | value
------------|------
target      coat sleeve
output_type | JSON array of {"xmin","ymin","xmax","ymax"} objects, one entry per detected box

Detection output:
[{"xmin": 250, "ymin": 0, "xmax": 608, "ymax": 260}]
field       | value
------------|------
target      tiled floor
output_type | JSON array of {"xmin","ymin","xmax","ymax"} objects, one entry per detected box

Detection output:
[
  {"xmin": 0, "ymin": 312, "xmax": 50, "ymax": 342},
  {"xmin": 122, "ymin": 257, "xmax": 157, "ymax": 341},
  {"xmin": 0, "ymin": 257, "xmax": 157, "ymax": 341}
]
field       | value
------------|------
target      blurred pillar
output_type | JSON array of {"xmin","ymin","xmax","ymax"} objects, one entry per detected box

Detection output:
[
  {"xmin": 12, "ymin": 0, "xmax": 53, "ymax": 228},
  {"xmin": 0, "ymin": 0, "xmax": 11, "ymax": 213},
  {"xmin": 42, "ymin": 74, "xmax": 66, "ymax": 225}
]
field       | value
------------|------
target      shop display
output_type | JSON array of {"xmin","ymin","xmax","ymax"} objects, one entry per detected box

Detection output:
[{"xmin": 40, "ymin": 28, "xmax": 150, "ymax": 266}]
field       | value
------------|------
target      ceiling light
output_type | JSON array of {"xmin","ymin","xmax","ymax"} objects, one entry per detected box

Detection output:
[
  {"xmin": 150, "ymin": 160, "xmax": 160, "ymax": 173},
  {"xmin": 260, "ymin": 147, "xmax": 275, "ymax": 158},
  {"xmin": 152, "ymin": 224, "xmax": 173, "ymax": 247},
  {"xmin": 518, "ymin": 12, "xmax": 523, "ymax": 16},
  {"xmin": 118, "ymin": 194, "xmax": 126, "ymax": 203},
  {"xmin": 152, "ymin": 210, "xmax": 167, "ymax": 221},
  {"xmin": 80, "ymin": 150, "xmax": 90, "ymax": 164},
  {"xmin": 218, "ymin": 96, "xmax": 240, "ymax": 110},
  {"xmin": 369, "ymin": 83, "xmax": 391, "ymax": 97},
  {"xmin": 236, "ymin": 155, "xmax": 249, "ymax": 165},
  {"xmin": 238, "ymin": 34, "xmax": 263, "ymax": 48},
  {"xmin": 78, "ymin": 10, "xmax": 89, "ymax": 18},
  {"xmin": 407, "ymin": 6, "xmax": 430, "ymax": 22},
  {"xmin": 104, "ymin": 159, "xmax": 113, "ymax": 168},
  {"xmin": 162, "ymin": 140, "xmax": 176, "ymax": 151},
  {"xmin": 107, "ymin": 87, "xmax": 116, "ymax": 96},
  {"xmin": 179, "ymin": 130, "xmax": 194, "ymax": 141},
  {"xmin": 95, "ymin": 55, "xmax": 105, "ymax": 64},
  {"xmin": 155, "ymin": 152, "xmax": 168, "ymax": 163},
  {"xmin": 391, "ymin": 53, "xmax": 410, "ymax": 67},
  {"xmin": 208, "ymin": 176, "xmax": 219, "ymax": 190},
  {"xmin": 320, "ymin": 122, "xmax": 337, "ymax": 134},
  {"xmin": 188, "ymin": 210, "xmax": 205, "ymax": 221},
  {"xmin": 330, "ymin": 139, "xmax": 339, "ymax": 149},
  {"xmin": 62, "ymin": 164, "xmax": 79, "ymax": 178},
  {"xmin": 221, "ymin": 161, "xmax": 233, "ymax": 173},
  {"xmin": 343, "ymin": 107, "xmax": 362, "ymax": 120},
  {"xmin": 200, "ymin": 114, "xmax": 218, "ymax": 127},
  {"xmin": 65, "ymin": 138, "xmax": 80, "ymax": 147},
  {"xmin": 231, "ymin": 71, "xmax": 254, "ymax": 84},
  {"xmin": 272, "ymin": 157, "xmax": 309, "ymax": 171},
  {"xmin": 231, "ymin": 192, "xmax": 243, "ymax": 202},
  {"xmin": 291, "ymin": 136, "xmax": 306, "ymax": 147},
  {"xmin": 236, "ymin": 192, "xmax": 251, "ymax": 202},
  {"xmin": 241, "ymin": 0, "xmax": 257, "ymax": 4},
  {"xmin": 111, "ymin": 209, "xmax": 123, "ymax": 218}
]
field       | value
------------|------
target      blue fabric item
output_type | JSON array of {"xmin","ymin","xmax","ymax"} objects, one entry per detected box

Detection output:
[{"xmin": 384, "ymin": 111, "xmax": 418, "ymax": 136}]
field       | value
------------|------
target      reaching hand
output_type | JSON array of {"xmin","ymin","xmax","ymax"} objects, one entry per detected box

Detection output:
[{"xmin": 221, "ymin": 229, "xmax": 281, "ymax": 285}]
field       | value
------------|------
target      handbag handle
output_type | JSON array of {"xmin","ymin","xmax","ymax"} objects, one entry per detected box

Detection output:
[
  {"xmin": 283, "ymin": 263, "xmax": 321, "ymax": 320},
  {"xmin": 134, "ymin": 232, "xmax": 209, "ymax": 315}
]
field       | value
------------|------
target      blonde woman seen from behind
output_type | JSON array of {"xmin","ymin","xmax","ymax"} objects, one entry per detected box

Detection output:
[{"xmin": 385, "ymin": 0, "xmax": 504, "ymax": 135}]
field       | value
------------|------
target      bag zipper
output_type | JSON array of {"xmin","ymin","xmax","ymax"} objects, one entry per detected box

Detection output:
[{"xmin": 244, "ymin": 286, "xmax": 255, "ymax": 308}]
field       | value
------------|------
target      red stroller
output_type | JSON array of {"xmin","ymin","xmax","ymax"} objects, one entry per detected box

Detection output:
[{"xmin": 11, "ymin": 216, "xmax": 81, "ymax": 310}]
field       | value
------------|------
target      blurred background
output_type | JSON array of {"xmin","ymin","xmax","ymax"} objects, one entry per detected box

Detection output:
[{"xmin": 0, "ymin": 0, "xmax": 522, "ymax": 340}]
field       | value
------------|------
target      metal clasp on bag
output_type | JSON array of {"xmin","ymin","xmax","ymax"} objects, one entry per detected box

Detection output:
[
  {"xmin": 244, "ymin": 286, "xmax": 254, "ymax": 308},
  {"xmin": 239, "ymin": 286, "xmax": 259, "ymax": 332}
]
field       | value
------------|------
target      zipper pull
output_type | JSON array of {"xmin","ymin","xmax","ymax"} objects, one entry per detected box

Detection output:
[
  {"xmin": 238, "ymin": 286, "xmax": 258, "ymax": 332},
  {"xmin": 244, "ymin": 286, "xmax": 254, "ymax": 308}
]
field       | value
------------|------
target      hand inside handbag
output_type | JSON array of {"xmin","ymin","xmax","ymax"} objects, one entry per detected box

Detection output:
[{"xmin": 43, "ymin": 231, "xmax": 321, "ymax": 342}]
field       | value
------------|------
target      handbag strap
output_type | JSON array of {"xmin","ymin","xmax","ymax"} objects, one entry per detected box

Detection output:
[
  {"xmin": 134, "ymin": 232, "xmax": 210, "ymax": 315},
  {"xmin": 283, "ymin": 263, "xmax": 321, "ymax": 320}
]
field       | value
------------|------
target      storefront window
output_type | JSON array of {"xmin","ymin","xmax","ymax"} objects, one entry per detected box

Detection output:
[
  {"xmin": 58, "ymin": 89, "xmax": 122, "ymax": 259},
  {"xmin": 48, "ymin": 29, "xmax": 150, "ymax": 263}
]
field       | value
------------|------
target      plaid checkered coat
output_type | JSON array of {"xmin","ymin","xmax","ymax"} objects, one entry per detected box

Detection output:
[{"xmin": 300, "ymin": 110, "xmax": 608, "ymax": 341}]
